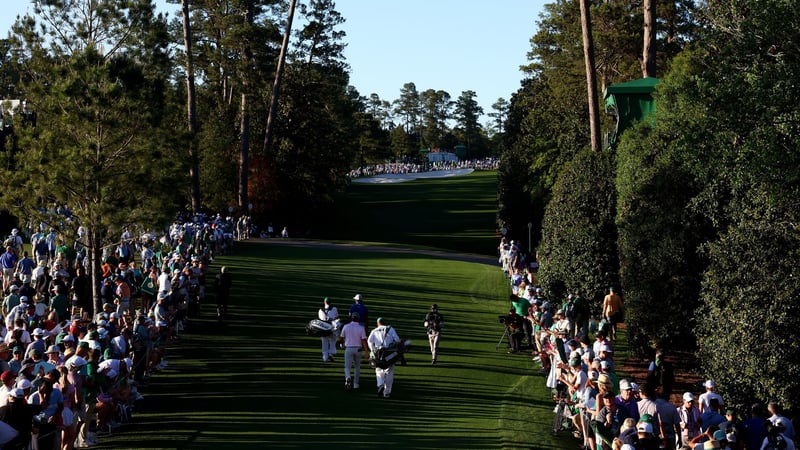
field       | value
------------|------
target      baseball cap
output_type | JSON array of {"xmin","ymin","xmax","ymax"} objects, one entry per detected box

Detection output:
[
  {"xmin": 713, "ymin": 430, "xmax": 726, "ymax": 441},
  {"xmin": 9, "ymin": 388, "xmax": 24, "ymax": 399},
  {"xmin": 66, "ymin": 355, "xmax": 87, "ymax": 368},
  {"xmin": 619, "ymin": 379, "xmax": 632, "ymax": 391},
  {"xmin": 353, "ymin": 294, "xmax": 362, "ymax": 301},
  {"xmin": 704, "ymin": 379, "xmax": 716, "ymax": 388},
  {"xmin": 16, "ymin": 379, "xmax": 32, "ymax": 390},
  {"xmin": 46, "ymin": 345, "xmax": 60, "ymax": 354},
  {"xmin": 683, "ymin": 392, "xmax": 695, "ymax": 402},
  {"xmin": 637, "ymin": 422, "xmax": 653, "ymax": 434}
]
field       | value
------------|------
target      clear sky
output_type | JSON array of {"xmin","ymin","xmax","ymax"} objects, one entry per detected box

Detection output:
[{"xmin": 1, "ymin": 0, "xmax": 546, "ymax": 123}]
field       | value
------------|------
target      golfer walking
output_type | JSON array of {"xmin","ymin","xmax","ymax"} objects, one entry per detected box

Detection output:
[
  {"xmin": 318, "ymin": 298, "xmax": 339, "ymax": 362},
  {"xmin": 338, "ymin": 312, "xmax": 368, "ymax": 390},
  {"xmin": 368, "ymin": 317, "xmax": 402, "ymax": 398},
  {"xmin": 424, "ymin": 304, "xmax": 444, "ymax": 364}
]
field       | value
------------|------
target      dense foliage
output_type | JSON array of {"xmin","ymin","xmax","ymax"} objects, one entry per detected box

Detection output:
[
  {"xmin": 500, "ymin": 0, "xmax": 800, "ymax": 409},
  {"xmin": 537, "ymin": 148, "xmax": 618, "ymax": 306}
]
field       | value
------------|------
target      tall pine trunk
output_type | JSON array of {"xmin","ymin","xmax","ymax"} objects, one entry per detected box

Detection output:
[
  {"xmin": 237, "ymin": 0, "xmax": 255, "ymax": 211},
  {"xmin": 182, "ymin": 0, "xmax": 201, "ymax": 213},
  {"xmin": 642, "ymin": 0, "xmax": 657, "ymax": 77},
  {"xmin": 580, "ymin": 0, "xmax": 601, "ymax": 152},
  {"xmin": 263, "ymin": 0, "xmax": 297, "ymax": 152}
]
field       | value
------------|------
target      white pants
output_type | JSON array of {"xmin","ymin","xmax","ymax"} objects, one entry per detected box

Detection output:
[
  {"xmin": 321, "ymin": 334, "xmax": 337, "ymax": 361},
  {"xmin": 344, "ymin": 347, "xmax": 361, "ymax": 382},
  {"xmin": 375, "ymin": 365, "xmax": 394, "ymax": 396},
  {"xmin": 428, "ymin": 331, "xmax": 440, "ymax": 360}
]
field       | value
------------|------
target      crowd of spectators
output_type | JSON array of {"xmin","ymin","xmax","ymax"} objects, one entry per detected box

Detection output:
[
  {"xmin": 0, "ymin": 213, "xmax": 245, "ymax": 448},
  {"xmin": 497, "ymin": 237, "xmax": 797, "ymax": 450},
  {"xmin": 347, "ymin": 157, "xmax": 499, "ymax": 179}
]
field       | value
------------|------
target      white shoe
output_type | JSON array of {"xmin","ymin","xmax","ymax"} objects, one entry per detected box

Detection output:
[{"xmin": 353, "ymin": 383, "xmax": 360, "ymax": 389}]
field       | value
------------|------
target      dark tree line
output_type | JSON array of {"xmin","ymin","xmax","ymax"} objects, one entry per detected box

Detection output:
[{"xmin": 498, "ymin": 0, "xmax": 800, "ymax": 410}]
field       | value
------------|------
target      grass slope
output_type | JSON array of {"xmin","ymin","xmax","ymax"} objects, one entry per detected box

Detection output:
[
  {"xmin": 324, "ymin": 171, "xmax": 499, "ymax": 256},
  {"xmin": 98, "ymin": 171, "xmax": 582, "ymax": 449}
]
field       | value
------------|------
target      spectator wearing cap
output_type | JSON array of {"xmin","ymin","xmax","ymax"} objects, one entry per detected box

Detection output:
[
  {"xmin": 44, "ymin": 344, "xmax": 62, "ymax": 368},
  {"xmin": 24, "ymin": 328, "xmax": 46, "ymax": 358},
  {"xmin": 2, "ymin": 285, "xmax": 20, "ymax": 319},
  {"xmin": 636, "ymin": 420, "xmax": 661, "ymax": 450},
  {"xmin": 702, "ymin": 398, "xmax": 726, "ymax": 433},
  {"xmin": 8, "ymin": 346, "xmax": 24, "ymax": 375},
  {"xmin": 680, "ymin": 391, "xmax": 703, "ymax": 446},
  {"xmin": 717, "ymin": 406, "xmax": 741, "ymax": 438},
  {"xmin": 699, "ymin": 380, "xmax": 724, "ymax": 414},
  {"xmin": 5, "ymin": 297, "xmax": 29, "ymax": 331},
  {"xmin": 0, "ymin": 386, "xmax": 34, "ymax": 449},
  {"xmin": 0, "ymin": 370, "xmax": 15, "ymax": 408},
  {"xmin": 616, "ymin": 379, "xmax": 640, "ymax": 422},
  {"xmin": 595, "ymin": 391, "xmax": 629, "ymax": 446}
]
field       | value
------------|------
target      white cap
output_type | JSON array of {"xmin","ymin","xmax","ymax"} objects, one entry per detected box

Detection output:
[
  {"xmin": 353, "ymin": 294, "xmax": 362, "ymax": 301},
  {"xmin": 683, "ymin": 392, "xmax": 695, "ymax": 402},
  {"xmin": 66, "ymin": 355, "xmax": 87, "ymax": 368}
]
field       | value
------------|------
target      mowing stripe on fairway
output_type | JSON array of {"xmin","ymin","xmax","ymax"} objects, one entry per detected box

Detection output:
[{"xmin": 95, "ymin": 241, "xmax": 576, "ymax": 449}]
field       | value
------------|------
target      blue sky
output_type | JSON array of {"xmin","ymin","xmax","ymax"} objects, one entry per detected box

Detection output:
[{"xmin": 2, "ymin": 0, "xmax": 546, "ymax": 123}]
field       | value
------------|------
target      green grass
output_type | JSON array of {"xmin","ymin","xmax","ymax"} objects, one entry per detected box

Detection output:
[
  {"xmin": 95, "ymin": 170, "xmax": 605, "ymax": 449},
  {"xmin": 324, "ymin": 171, "xmax": 500, "ymax": 256}
]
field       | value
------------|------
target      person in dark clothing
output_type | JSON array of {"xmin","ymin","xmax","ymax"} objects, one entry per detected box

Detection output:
[
  {"xmin": 214, "ymin": 266, "xmax": 232, "ymax": 320},
  {"xmin": 647, "ymin": 348, "xmax": 674, "ymax": 400},
  {"xmin": 0, "ymin": 388, "xmax": 34, "ymax": 449},
  {"xmin": 742, "ymin": 403, "xmax": 768, "ymax": 450},
  {"xmin": 70, "ymin": 265, "xmax": 91, "ymax": 315}
]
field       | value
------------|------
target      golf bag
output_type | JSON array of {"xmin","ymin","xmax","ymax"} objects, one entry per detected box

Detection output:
[
  {"xmin": 368, "ymin": 339, "xmax": 411, "ymax": 369},
  {"xmin": 306, "ymin": 319, "xmax": 333, "ymax": 337}
]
